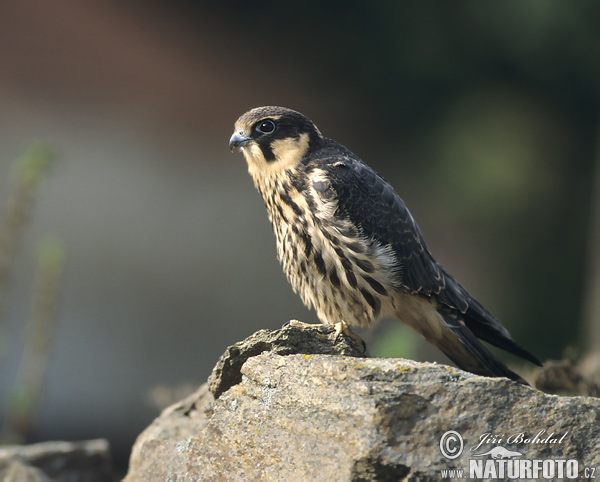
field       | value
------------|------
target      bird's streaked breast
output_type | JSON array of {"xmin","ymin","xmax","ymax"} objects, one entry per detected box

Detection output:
[{"xmin": 249, "ymin": 162, "xmax": 401, "ymax": 328}]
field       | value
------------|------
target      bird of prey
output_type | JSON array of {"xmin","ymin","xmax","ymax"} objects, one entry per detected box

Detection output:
[{"xmin": 229, "ymin": 106, "xmax": 541, "ymax": 384}]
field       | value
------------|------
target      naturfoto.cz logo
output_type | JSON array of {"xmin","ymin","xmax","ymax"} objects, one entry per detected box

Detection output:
[{"xmin": 439, "ymin": 430, "xmax": 596, "ymax": 480}]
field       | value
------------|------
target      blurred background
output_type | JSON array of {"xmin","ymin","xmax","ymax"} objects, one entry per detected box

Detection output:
[{"xmin": 0, "ymin": 0, "xmax": 599, "ymax": 471}]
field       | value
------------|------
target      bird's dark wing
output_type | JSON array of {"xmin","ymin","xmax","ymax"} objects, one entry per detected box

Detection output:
[
  {"xmin": 318, "ymin": 146, "xmax": 465, "ymax": 307},
  {"xmin": 316, "ymin": 142, "xmax": 541, "ymax": 367}
]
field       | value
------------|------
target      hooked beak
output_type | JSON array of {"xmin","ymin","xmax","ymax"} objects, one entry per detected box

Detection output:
[{"xmin": 229, "ymin": 130, "xmax": 251, "ymax": 152}]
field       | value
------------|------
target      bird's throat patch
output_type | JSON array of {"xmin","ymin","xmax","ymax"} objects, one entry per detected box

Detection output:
[{"xmin": 245, "ymin": 132, "xmax": 310, "ymax": 179}]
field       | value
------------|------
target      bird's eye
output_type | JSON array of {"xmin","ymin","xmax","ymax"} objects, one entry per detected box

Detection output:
[{"xmin": 255, "ymin": 120, "xmax": 276, "ymax": 134}]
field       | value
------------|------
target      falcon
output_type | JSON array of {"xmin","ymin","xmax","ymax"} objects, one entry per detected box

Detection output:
[{"xmin": 229, "ymin": 106, "xmax": 541, "ymax": 384}]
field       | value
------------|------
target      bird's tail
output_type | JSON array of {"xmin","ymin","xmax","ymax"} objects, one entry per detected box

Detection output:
[{"xmin": 435, "ymin": 310, "xmax": 530, "ymax": 385}]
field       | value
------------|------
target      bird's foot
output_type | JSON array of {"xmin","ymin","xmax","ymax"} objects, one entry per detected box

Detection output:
[
  {"xmin": 283, "ymin": 320, "xmax": 366, "ymax": 352},
  {"xmin": 282, "ymin": 319, "xmax": 314, "ymax": 329},
  {"xmin": 333, "ymin": 321, "xmax": 366, "ymax": 353}
]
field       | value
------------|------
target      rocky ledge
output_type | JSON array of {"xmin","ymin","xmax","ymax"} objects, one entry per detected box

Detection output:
[
  {"xmin": 125, "ymin": 324, "xmax": 600, "ymax": 481},
  {"xmin": 0, "ymin": 439, "xmax": 111, "ymax": 481}
]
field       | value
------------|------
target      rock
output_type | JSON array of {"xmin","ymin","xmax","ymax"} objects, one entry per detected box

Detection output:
[
  {"xmin": 207, "ymin": 324, "xmax": 366, "ymax": 398},
  {"xmin": 532, "ymin": 359, "xmax": 600, "ymax": 397},
  {"xmin": 126, "ymin": 324, "xmax": 600, "ymax": 481},
  {"xmin": 125, "ymin": 383, "xmax": 215, "ymax": 479},
  {"xmin": 0, "ymin": 439, "xmax": 112, "ymax": 481}
]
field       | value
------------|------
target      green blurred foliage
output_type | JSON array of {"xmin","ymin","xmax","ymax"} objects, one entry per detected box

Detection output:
[
  {"xmin": 372, "ymin": 325, "xmax": 418, "ymax": 360},
  {"xmin": 13, "ymin": 144, "xmax": 55, "ymax": 187},
  {"xmin": 0, "ymin": 146, "xmax": 62, "ymax": 443}
]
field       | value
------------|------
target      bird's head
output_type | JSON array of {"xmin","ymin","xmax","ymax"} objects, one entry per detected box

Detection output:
[{"xmin": 229, "ymin": 106, "xmax": 323, "ymax": 176}]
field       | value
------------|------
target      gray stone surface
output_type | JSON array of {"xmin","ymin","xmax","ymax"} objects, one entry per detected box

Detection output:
[
  {"xmin": 207, "ymin": 324, "xmax": 365, "ymax": 398},
  {"xmin": 126, "ymin": 324, "xmax": 600, "ymax": 481},
  {"xmin": 0, "ymin": 439, "xmax": 112, "ymax": 482}
]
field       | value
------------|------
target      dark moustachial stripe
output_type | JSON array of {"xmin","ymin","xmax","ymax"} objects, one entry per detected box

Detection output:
[{"xmin": 258, "ymin": 140, "xmax": 275, "ymax": 162}]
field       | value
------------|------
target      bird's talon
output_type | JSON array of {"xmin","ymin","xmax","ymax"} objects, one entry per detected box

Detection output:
[
  {"xmin": 333, "ymin": 321, "xmax": 365, "ymax": 350},
  {"xmin": 359, "ymin": 339, "xmax": 367, "ymax": 354},
  {"xmin": 333, "ymin": 322, "xmax": 343, "ymax": 342},
  {"xmin": 284, "ymin": 319, "xmax": 313, "ymax": 329}
]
